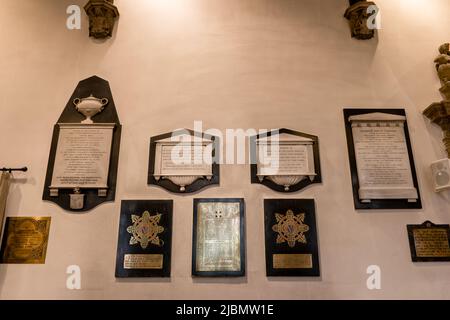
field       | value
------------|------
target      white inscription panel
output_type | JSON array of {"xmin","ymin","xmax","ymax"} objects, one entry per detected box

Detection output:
[
  {"xmin": 257, "ymin": 141, "xmax": 315, "ymax": 176},
  {"xmin": 155, "ymin": 143, "xmax": 213, "ymax": 177},
  {"xmin": 50, "ymin": 124, "xmax": 114, "ymax": 189},
  {"xmin": 350, "ymin": 113, "xmax": 418, "ymax": 200}
]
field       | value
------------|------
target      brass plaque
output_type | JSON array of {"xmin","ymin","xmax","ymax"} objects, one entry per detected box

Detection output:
[
  {"xmin": 0, "ymin": 217, "xmax": 51, "ymax": 264},
  {"xmin": 273, "ymin": 254, "xmax": 313, "ymax": 269},
  {"xmin": 413, "ymin": 229, "xmax": 450, "ymax": 258},
  {"xmin": 195, "ymin": 201, "xmax": 242, "ymax": 273},
  {"xmin": 123, "ymin": 254, "xmax": 163, "ymax": 269}
]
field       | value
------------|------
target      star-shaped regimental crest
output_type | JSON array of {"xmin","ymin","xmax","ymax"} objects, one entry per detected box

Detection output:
[
  {"xmin": 127, "ymin": 211, "xmax": 164, "ymax": 249},
  {"xmin": 272, "ymin": 209, "xmax": 309, "ymax": 248}
]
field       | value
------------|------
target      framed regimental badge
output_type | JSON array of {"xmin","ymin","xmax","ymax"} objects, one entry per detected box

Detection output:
[
  {"xmin": 115, "ymin": 200, "xmax": 173, "ymax": 277},
  {"xmin": 250, "ymin": 128, "xmax": 321, "ymax": 193},
  {"xmin": 192, "ymin": 198, "xmax": 245, "ymax": 277},
  {"xmin": 148, "ymin": 129, "xmax": 220, "ymax": 193},
  {"xmin": 264, "ymin": 199, "xmax": 320, "ymax": 277},
  {"xmin": 407, "ymin": 221, "xmax": 450, "ymax": 262},
  {"xmin": 0, "ymin": 217, "xmax": 51, "ymax": 264},
  {"xmin": 43, "ymin": 76, "xmax": 121, "ymax": 212},
  {"xmin": 344, "ymin": 109, "xmax": 421, "ymax": 210}
]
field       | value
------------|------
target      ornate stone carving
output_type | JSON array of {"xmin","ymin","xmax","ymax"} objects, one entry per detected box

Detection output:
[
  {"xmin": 435, "ymin": 43, "xmax": 450, "ymax": 100},
  {"xmin": 344, "ymin": 0, "xmax": 377, "ymax": 40},
  {"xmin": 84, "ymin": 0, "xmax": 119, "ymax": 39},
  {"xmin": 424, "ymin": 102, "xmax": 450, "ymax": 158},
  {"xmin": 424, "ymin": 44, "xmax": 450, "ymax": 158}
]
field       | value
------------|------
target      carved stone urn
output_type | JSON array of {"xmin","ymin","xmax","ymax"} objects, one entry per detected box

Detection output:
[
  {"xmin": 344, "ymin": 0, "xmax": 377, "ymax": 40},
  {"xmin": 73, "ymin": 94, "xmax": 109, "ymax": 124},
  {"xmin": 84, "ymin": 0, "xmax": 119, "ymax": 39}
]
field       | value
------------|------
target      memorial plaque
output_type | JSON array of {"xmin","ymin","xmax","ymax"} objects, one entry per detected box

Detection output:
[
  {"xmin": 264, "ymin": 199, "xmax": 320, "ymax": 277},
  {"xmin": 50, "ymin": 124, "xmax": 114, "ymax": 189},
  {"xmin": 115, "ymin": 200, "xmax": 173, "ymax": 277},
  {"xmin": 344, "ymin": 109, "xmax": 421, "ymax": 209},
  {"xmin": 148, "ymin": 129, "xmax": 220, "ymax": 193},
  {"xmin": 192, "ymin": 198, "xmax": 245, "ymax": 277},
  {"xmin": 250, "ymin": 128, "xmax": 321, "ymax": 193},
  {"xmin": 0, "ymin": 217, "xmax": 51, "ymax": 264},
  {"xmin": 43, "ymin": 76, "xmax": 121, "ymax": 212},
  {"xmin": 407, "ymin": 221, "xmax": 450, "ymax": 262}
]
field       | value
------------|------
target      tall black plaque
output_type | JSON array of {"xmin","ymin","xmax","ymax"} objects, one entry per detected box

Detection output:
[{"xmin": 43, "ymin": 76, "xmax": 121, "ymax": 212}]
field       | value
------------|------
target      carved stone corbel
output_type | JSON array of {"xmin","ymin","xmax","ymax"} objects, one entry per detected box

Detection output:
[
  {"xmin": 344, "ymin": 0, "xmax": 377, "ymax": 40},
  {"xmin": 84, "ymin": 0, "xmax": 119, "ymax": 39}
]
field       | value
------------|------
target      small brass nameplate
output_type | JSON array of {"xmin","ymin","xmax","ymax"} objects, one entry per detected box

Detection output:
[
  {"xmin": 123, "ymin": 254, "xmax": 163, "ymax": 269},
  {"xmin": 413, "ymin": 229, "xmax": 450, "ymax": 258},
  {"xmin": 273, "ymin": 254, "xmax": 313, "ymax": 269},
  {"xmin": 0, "ymin": 217, "xmax": 51, "ymax": 264}
]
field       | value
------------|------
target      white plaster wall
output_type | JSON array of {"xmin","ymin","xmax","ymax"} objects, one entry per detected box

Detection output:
[{"xmin": 0, "ymin": 0, "xmax": 449, "ymax": 299}]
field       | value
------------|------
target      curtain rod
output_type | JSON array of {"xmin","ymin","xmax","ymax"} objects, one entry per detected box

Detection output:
[{"xmin": 0, "ymin": 167, "xmax": 28, "ymax": 173}]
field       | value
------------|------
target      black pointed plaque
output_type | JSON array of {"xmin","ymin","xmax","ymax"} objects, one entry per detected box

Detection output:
[{"xmin": 43, "ymin": 76, "xmax": 121, "ymax": 212}]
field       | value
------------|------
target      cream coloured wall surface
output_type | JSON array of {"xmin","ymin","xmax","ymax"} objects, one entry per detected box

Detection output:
[{"xmin": 0, "ymin": 0, "xmax": 449, "ymax": 300}]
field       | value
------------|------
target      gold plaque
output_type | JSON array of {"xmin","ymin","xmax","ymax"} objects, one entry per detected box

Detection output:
[
  {"xmin": 123, "ymin": 254, "xmax": 163, "ymax": 269},
  {"xmin": 413, "ymin": 228, "xmax": 450, "ymax": 258},
  {"xmin": 127, "ymin": 211, "xmax": 164, "ymax": 249},
  {"xmin": 273, "ymin": 254, "xmax": 313, "ymax": 269},
  {"xmin": 272, "ymin": 210, "xmax": 309, "ymax": 248},
  {"xmin": 0, "ymin": 217, "xmax": 51, "ymax": 264},
  {"xmin": 195, "ymin": 201, "xmax": 242, "ymax": 273}
]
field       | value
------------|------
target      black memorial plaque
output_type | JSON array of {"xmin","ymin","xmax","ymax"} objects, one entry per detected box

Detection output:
[
  {"xmin": 264, "ymin": 199, "xmax": 320, "ymax": 277},
  {"xmin": 43, "ymin": 76, "xmax": 121, "ymax": 212},
  {"xmin": 115, "ymin": 200, "xmax": 173, "ymax": 277}
]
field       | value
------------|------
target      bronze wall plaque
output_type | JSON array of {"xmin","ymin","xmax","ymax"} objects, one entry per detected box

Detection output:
[
  {"xmin": 407, "ymin": 221, "xmax": 450, "ymax": 262},
  {"xmin": 273, "ymin": 254, "xmax": 313, "ymax": 269},
  {"xmin": 123, "ymin": 254, "xmax": 164, "ymax": 269},
  {"xmin": 0, "ymin": 217, "xmax": 51, "ymax": 264}
]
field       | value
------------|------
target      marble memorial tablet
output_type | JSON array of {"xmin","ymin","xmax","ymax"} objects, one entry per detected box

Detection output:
[
  {"xmin": 250, "ymin": 129, "xmax": 321, "ymax": 193},
  {"xmin": 43, "ymin": 76, "xmax": 122, "ymax": 212},
  {"xmin": 50, "ymin": 124, "xmax": 114, "ymax": 189},
  {"xmin": 344, "ymin": 109, "xmax": 421, "ymax": 209},
  {"xmin": 192, "ymin": 198, "xmax": 245, "ymax": 277},
  {"xmin": 148, "ymin": 129, "xmax": 220, "ymax": 193}
]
